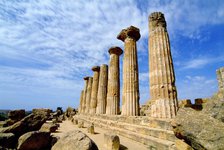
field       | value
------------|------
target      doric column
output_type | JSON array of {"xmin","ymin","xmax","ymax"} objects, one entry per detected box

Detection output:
[
  {"xmin": 85, "ymin": 77, "xmax": 93, "ymax": 114},
  {"xmin": 79, "ymin": 90, "xmax": 84, "ymax": 113},
  {"xmin": 90, "ymin": 66, "xmax": 100, "ymax": 114},
  {"xmin": 148, "ymin": 12, "xmax": 178, "ymax": 118},
  {"xmin": 82, "ymin": 77, "xmax": 89, "ymax": 113},
  {"xmin": 106, "ymin": 47, "xmax": 123, "ymax": 115},
  {"xmin": 117, "ymin": 26, "xmax": 140, "ymax": 116},
  {"xmin": 96, "ymin": 64, "xmax": 108, "ymax": 114},
  {"xmin": 216, "ymin": 67, "xmax": 224, "ymax": 91}
]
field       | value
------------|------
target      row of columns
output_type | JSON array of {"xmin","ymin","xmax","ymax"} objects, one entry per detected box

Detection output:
[
  {"xmin": 79, "ymin": 12, "xmax": 179, "ymax": 118},
  {"xmin": 79, "ymin": 26, "xmax": 141, "ymax": 116}
]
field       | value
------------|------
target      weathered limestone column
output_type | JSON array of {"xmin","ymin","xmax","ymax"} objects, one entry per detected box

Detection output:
[
  {"xmin": 117, "ymin": 26, "xmax": 140, "ymax": 116},
  {"xmin": 85, "ymin": 77, "xmax": 93, "ymax": 114},
  {"xmin": 90, "ymin": 66, "xmax": 100, "ymax": 114},
  {"xmin": 148, "ymin": 12, "xmax": 178, "ymax": 118},
  {"xmin": 82, "ymin": 77, "xmax": 89, "ymax": 113},
  {"xmin": 96, "ymin": 64, "xmax": 108, "ymax": 114},
  {"xmin": 216, "ymin": 67, "xmax": 224, "ymax": 91},
  {"xmin": 106, "ymin": 47, "xmax": 123, "ymax": 115},
  {"xmin": 79, "ymin": 90, "xmax": 84, "ymax": 113}
]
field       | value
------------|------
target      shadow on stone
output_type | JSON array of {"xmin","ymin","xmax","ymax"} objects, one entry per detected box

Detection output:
[{"xmin": 119, "ymin": 144, "xmax": 128, "ymax": 150}]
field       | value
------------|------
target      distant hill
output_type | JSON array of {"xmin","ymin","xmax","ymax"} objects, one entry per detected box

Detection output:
[{"xmin": 0, "ymin": 109, "xmax": 11, "ymax": 114}]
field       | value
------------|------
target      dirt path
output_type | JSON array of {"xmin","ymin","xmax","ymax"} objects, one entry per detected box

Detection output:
[{"xmin": 52, "ymin": 120, "xmax": 149, "ymax": 150}]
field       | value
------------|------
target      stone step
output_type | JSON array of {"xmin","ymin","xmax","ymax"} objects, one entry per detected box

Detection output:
[
  {"xmin": 77, "ymin": 115, "xmax": 175, "ymax": 142},
  {"xmin": 79, "ymin": 114, "xmax": 173, "ymax": 130},
  {"xmin": 77, "ymin": 116, "xmax": 176, "ymax": 150}
]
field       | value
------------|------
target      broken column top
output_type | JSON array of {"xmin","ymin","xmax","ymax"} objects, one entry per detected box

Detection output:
[
  {"xmin": 149, "ymin": 12, "xmax": 167, "ymax": 31},
  {"xmin": 84, "ymin": 76, "xmax": 90, "ymax": 80},
  {"xmin": 217, "ymin": 67, "xmax": 224, "ymax": 74},
  {"xmin": 83, "ymin": 76, "xmax": 93, "ymax": 80},
  {"xmin": 92, "ymin": 66, "xmax": 100, "ymax": 71},
  {"xmin": 117, "ymin": 26, "xmax": 140, "ymax": 42},
  {"xmin": 216, "ymin": 67, "xmax": 224, "ymax": 90},
  {"xmin": 108, "ymin": 46, "xmax": 123, "ymax": 56},
  {"xmin": 101, "ymin": 64, "xmax": 108, "ymax": 68}
]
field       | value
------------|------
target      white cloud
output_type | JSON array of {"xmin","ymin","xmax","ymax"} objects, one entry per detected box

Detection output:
[
  {"xmin": 144, "ymin": 0, "xmax": 224, "ymax": 38},
  {"xmin": 182, "ymin": 55, "xmax": 224, "ymax": 69},
  {"xmin": 0, "ymin": 0, "xmax": 149, "ymax": 109}
]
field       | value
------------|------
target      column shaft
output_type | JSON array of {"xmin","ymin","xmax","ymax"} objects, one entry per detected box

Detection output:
[
  {"xmin": 85, "ymin": 77, "xmax": 93, "ymax": 114},
  {"xmin": 217, "ymin": 67, "xmax": 224, "ymax": 91},
  {"xmin": 79, "ymin": 90, "xmax": 84, "ymax": 113},
  {"xmin": 96, "ymin": 64, "xmax": 108, "ymax": 114},
  {"xmin": 82, "ymin": 77, "xmax": 89, "ymax": 114},
  {"xmin": 90, "ymin": 66, "xmax": 100, "ymax": 114},
  {"xmin": 117, "ymin": 26, "xmax": 140, "ymax": 116},
  {"xmin": 106, "ymin": 47, "xmax": 123, "ymax": 115},
  {"xmin": 149, "ymin": 12, "xmax": 178, "ymax": 118}
]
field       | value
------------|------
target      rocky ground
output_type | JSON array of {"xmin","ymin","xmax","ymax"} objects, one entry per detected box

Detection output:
[{"xmin": 172, "ymin": 90, "xmax": 224, "ymax": 150}]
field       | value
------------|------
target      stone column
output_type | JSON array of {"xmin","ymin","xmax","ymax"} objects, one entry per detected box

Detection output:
[
  {"xmin": 85, "ymin": 77, "xmax": 93, "ymax": 114},
  {"xmin": 79, "ymin": 90, "xmax": 84, "ymax": 113},
  {"xmin": 96, "ymin": 64, "xmax": 108, "ymax": 114},
  {"xmin": 148, "ymin": 12, "xmax": 178, "ymax": 118},
  {"xmin": 106, "ymin": 47, "xmax": 123, "ymax": 115},
  {"xmin": 117, "ymin": 26, "xmax": 140, "ymax": 116},
  {"xmin": 90, "ymin": 66, "xmax": 100, "ymax": 114},
  {"xmin": 216, "ymin": 67, "xmax": 224, "ymax": 91},
  {"xmin": 82, "ymin": 77, "xmax": 89, "ymax": 114}
]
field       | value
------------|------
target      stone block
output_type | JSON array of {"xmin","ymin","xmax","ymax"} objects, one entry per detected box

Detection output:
[
  {"xmin": 78, "ymin": 121, "xmax": 84, "ymax": 128},
  {"xmin": 87, "ymin": 123, "xmax": 94, "ymax": 134},
  {"xmin": 175, "ymin": 139, "xmax": 193, "ymax": 150},
  {"xmin": 39, "ymin": 122, "xmax": 58, "ymax": 132},
  {"xmin": 0, "ymin": 133, "xmax": 16, "ymax": 149},
  {"xmin": 52, "ymin": 130, "xmax": 98, "ymax": 150},
  {"xmin": 104, "ymin": 132, "xmax": 120, "ymax": 150},
  {"xmin": 72, "ymin": 118, "xmax": 78, "ymax": 125},
  {"xmin": 194, "ymin": 98, "xmax": 203, "ymax": 105},
  {"xmin": 8, "ymin": 109, "xmax": 25, "ymax": 121},
  {"xmin": 17, "ymin": 131, "xmax": 51, "ymax": 150}
]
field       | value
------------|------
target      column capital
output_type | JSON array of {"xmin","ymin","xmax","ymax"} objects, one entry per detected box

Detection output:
[
  {"xmin": 83, "ymin": 76, "xmax": 90, "ymax": 80},
  {"xmin": 117, "ymin": 26, "xmax": 140, "ymax": 42},
  {"xmin": 92, "ymin": 66, "xmax": 100, "ymax": 72},
  {"xmin": 149, "ymin": 12, "xmax": 166, "ymax": 31},
  {"xmin": 83, "ymin": 76, "xmax": 92, "ymax": 80},
  {"xmin": 108, "ymin": 46, "xmax": 123, "ymax": 56}
]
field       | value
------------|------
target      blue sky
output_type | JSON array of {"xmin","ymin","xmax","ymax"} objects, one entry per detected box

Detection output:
[{"xmin": 0, "ymin": 0, "xmax": 223, "ymax": 110}]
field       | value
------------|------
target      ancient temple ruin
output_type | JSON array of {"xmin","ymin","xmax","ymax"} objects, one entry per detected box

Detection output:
[{"xmin": 76, "ymin": 12, "xmax": 183, "ymax": 149}]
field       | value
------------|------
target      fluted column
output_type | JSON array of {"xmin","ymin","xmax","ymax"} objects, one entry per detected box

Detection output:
[
  {"xmin": 106, "ymin": 47, "xmax": 123, "ymax": 115},
  {"xmin": 90, "ymin": 66, "xmax": 100, "ymax": 114},
  {"xmin": 85, "ymin": 77, "xmax": 93, "ymax": 114},
  {"xmin": 148, "ymin": 12, "xmax": 178, "ymax": 118},
  {"xmin": 117, "ymin": 26, "xmax": 140, "ymax": 116},
  {"xmin": 216, "ymin": 67, "xmax": 224, "ymax": 91},
  {"xmin": 79, "ymin": 90, "xmax": 84, "ymax": 113},
  {"xmin": 82, "ymin": 77, "xmax": 89, "ymax": 113},
  {"xmin": 96, "ymin": 64, "xmax": 108, "ymax": 114}
]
